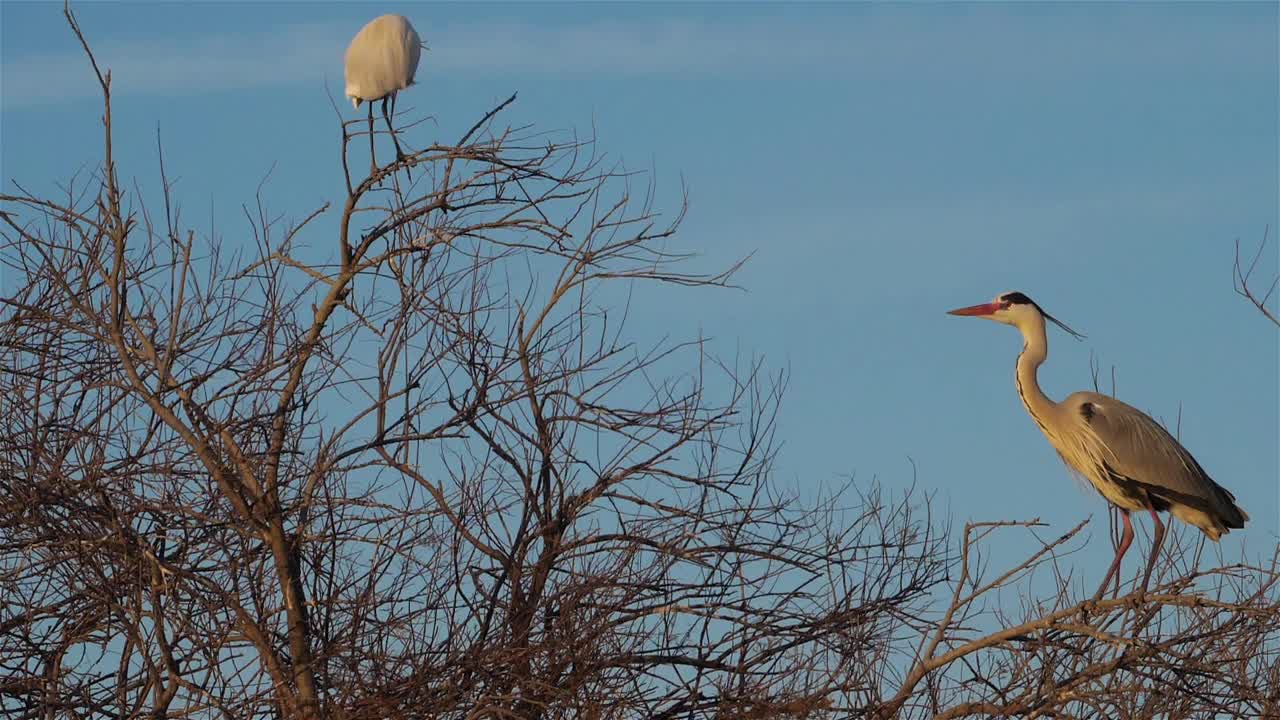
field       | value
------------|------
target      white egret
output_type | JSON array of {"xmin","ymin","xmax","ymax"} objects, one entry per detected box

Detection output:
[{"xmin": 344, "ymin": 14, "xmax": 423, "ymax": 176}]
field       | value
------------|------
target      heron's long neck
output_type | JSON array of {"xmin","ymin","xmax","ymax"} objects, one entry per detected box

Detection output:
[{"xmin": 1015, "ymin": 319, "xmax": 1056, "ymax": 429}]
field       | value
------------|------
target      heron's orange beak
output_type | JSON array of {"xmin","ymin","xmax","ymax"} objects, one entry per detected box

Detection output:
[{"xmin": 947, "ymin": 302, "xmax": 1000, "ymax": 317}]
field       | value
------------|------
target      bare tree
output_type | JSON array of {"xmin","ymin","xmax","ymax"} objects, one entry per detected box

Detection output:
[
  {"xmin": 871, "ymin": 519, "xmax": 1280, "ymax": 719},
  {"xmin": 1, "ymin": 8, "xmax": 947, "ymax": 719},
  {"xmin": 2, "ymin": 8, "xmax": 1277, "ymax": 720}
]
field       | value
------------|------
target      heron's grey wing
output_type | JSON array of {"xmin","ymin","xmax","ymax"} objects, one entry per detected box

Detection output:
[{"xmin": 1072, "ymin": 392, "xmax": 1245, "ymax": 527}]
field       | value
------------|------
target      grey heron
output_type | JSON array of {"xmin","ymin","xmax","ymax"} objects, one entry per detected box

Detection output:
[
  {"xmin": 948, "ymin": 291, "xmax": 1248, "ymax": 599},
  {"xmin": 344, "ymin": 14, "xmax": 423, "ymax": 176}
]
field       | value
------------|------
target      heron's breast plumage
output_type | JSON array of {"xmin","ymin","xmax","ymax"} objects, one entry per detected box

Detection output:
[
  {"xmin": 1062, "ymin": 409, "xmax": 1148, "ymax": 511},
  {"xmin": 1031, "ymin": 398, "xmax": 1149, "ymax": 513}
]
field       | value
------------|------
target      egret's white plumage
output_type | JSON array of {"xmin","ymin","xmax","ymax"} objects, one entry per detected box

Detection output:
[
  {"xmin": 344, "ymin": 14, "xmax": 422, "ymax": 109},
  {"xmin": 343, "ymin": 14, "xmax": 423, "ymax": 175},
  {"xmin": 949, "ymin": 291, "xmax": 1247, "ymax": 599}
]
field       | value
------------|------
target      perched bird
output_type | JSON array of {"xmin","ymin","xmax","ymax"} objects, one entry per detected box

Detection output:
[
  {"xmin": 344, "ymin": 14, "xmax": 423, "ymax": 176},
  {"xmin": 948, "ymin": 291, "xmax": 1247, "ymax": 599}
]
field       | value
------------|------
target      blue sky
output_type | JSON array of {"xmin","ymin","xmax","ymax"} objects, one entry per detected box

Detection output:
[{"xmin": 3, "ymin": 2, "xmax": 1277, "ymax": 585}]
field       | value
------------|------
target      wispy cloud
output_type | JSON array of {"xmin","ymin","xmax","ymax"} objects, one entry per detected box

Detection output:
[
  {"xmin": 2, "ymin": 12, "xmax": 1272, "ymax": 109},
  {"xmin": 2, "ymin": 21, "xmax": 350, "ymax": 108},
  {"xmin": 7, "ymin": 18, "xmax": 844, "ymax": 109}
]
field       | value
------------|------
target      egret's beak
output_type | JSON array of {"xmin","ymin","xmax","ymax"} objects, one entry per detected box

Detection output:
[{"xmin": 947, "ymin": 302, "xmax": 1000, "ymax": 317}]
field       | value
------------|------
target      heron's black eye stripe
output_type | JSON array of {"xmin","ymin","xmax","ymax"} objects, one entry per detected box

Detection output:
[{"xmin": 1000, "ymin": 291, "xmax": 1035, "ymax": 305}]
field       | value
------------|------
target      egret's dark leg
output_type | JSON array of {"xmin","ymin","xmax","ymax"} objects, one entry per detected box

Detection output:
[
  {"xmin": 1139, "ymin": 505, "xmax": 1166, "ymax": 597},
  {"xmin": 366, "ymin": 102, "xmax": 377, "ymax": 177},
  {"xmin": 381, "ymin": 93, "xmax": 410, "ymax": 179},
  {"xmin": 1094, "ymin": 510, "xmax": 1133, "ymax": 601}
]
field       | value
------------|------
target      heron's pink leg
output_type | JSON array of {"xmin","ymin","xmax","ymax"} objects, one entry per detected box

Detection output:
[
  {"xmin": 1094, "ymin": 510, "xmax": 1133, "ymax": 601},
  {"xmin": 1139, "ymin": 506, "xmax": 1166, "ymax": 596}
]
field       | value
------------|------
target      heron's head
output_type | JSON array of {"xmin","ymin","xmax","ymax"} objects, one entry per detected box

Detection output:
[{"xmin": 947, "ymin": 291, "xmax": 1085, "ymax": 339}]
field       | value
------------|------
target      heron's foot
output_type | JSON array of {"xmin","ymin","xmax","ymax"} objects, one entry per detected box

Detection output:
[
  {"xmin": 1091, "ymin": 582, "xmax": 1112, "ymax": 604},
  {"xmin": 1075, "ymin": 601, "xmax": 1093, "ymax": 624}
]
